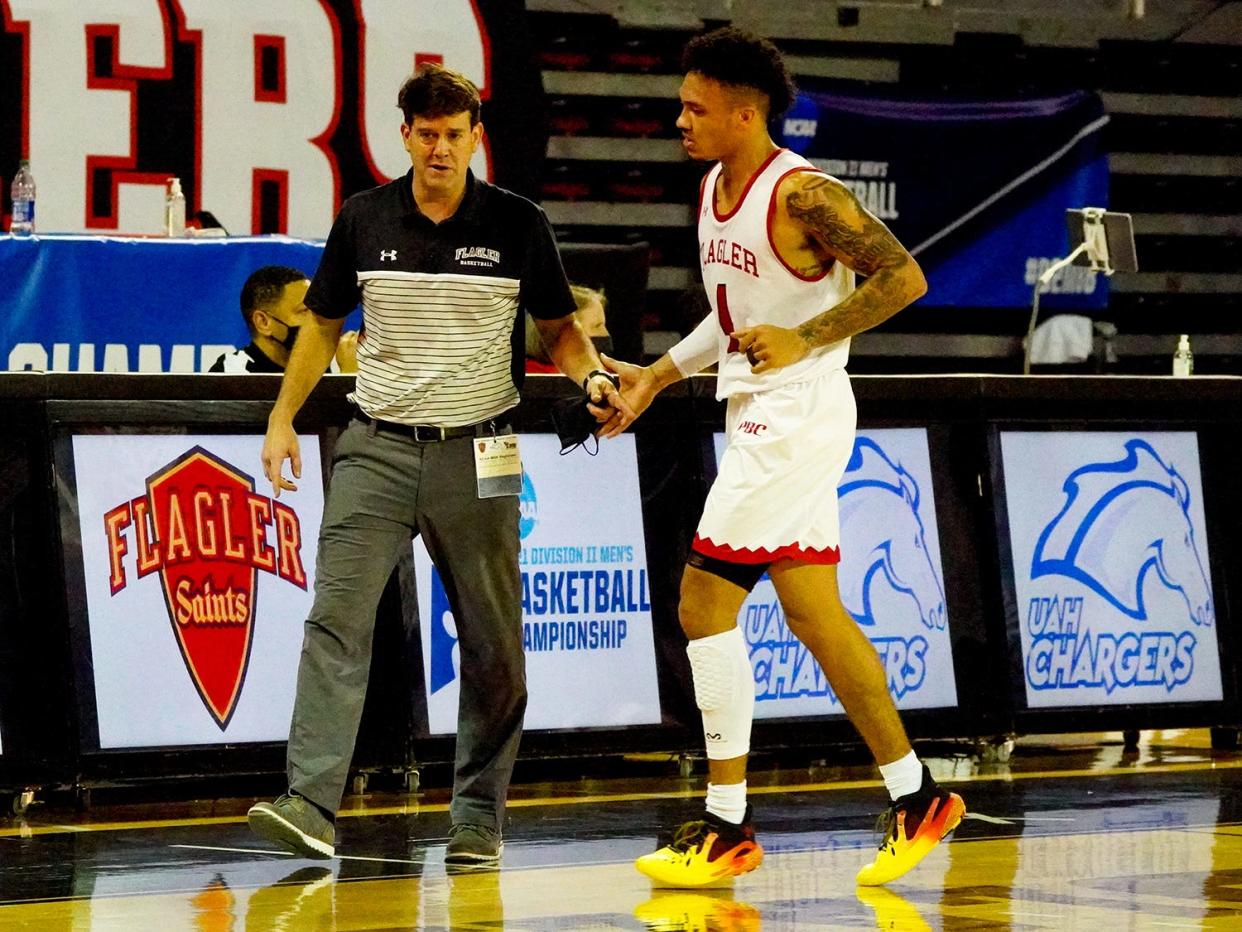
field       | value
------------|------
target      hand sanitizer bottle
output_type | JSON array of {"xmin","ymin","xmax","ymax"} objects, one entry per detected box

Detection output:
[
  {"xmin": 164, "ymin": 176, "xmax": 186, "ymax": 237},
  {"xmin": 1172, "ymin": 334, "xmax": 1193, "ymax": 377}
]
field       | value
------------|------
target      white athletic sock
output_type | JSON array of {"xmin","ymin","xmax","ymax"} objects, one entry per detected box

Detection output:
[
  {"xmin": 879, "ymin": 750, "xmax": 924, "ymax": 801},
  {"xmin": 705, "ymin": 781, "xmax": 748, "ymax": 825},
  {"xmin": 686, "ymin": 626, "xmax": 755, "ymax": 761}
]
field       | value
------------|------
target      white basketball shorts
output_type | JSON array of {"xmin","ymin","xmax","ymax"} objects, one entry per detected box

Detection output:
[{"xmin": 693, "ymin": 367, "xmax": 856, "ymax": 565}]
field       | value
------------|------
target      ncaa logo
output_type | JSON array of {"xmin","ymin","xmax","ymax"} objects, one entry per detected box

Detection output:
[
  {"xmin": 428, "ymin": 566, "xmax": 458, "ymax": 694},
  {"xmin": 519, "ymin": 470, "xmax": 538, "ymax": 540},
  {"xmin": 1032, "ymin": 439, "xmax": 1214, "ymax": 628},
  {"xmin": 838, "ymin": 438, "xmax": 946, "ymax": 631},
  {"xmin": 429, "ymin": 470, "xmax": 537, "ymax": 694},
  {"xmin": 779, "ymin": 94, "xmax": 821, "ymax": 154}
]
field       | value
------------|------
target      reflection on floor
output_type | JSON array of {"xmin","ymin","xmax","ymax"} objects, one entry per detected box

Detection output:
[{"xmin": 1, "ymin": 730, "xmax": 1240, "ymax": 930}]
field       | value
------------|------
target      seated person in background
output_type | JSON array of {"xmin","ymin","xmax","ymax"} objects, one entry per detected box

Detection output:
[
  {"xmin": 210, "ymin": 265, "xmax": 358, "ymax": 373},
  {"xmin": 526, "ymin": 283, "xmax": 610, "ymax": 374}
]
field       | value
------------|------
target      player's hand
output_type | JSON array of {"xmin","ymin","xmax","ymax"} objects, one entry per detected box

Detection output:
[
  {"xmin": 597, "ymin": 353, "xmax": 658, "ymax": 435},
  {"xmin": 732, "ymin": 325, "xmax": 809, "ymax": 373},
  {"xmin": 584, "ymin": 369, "xmax": 636, "ymax": 439},
  {"xmin": 262, "ymin": 419, "xmax": 301, "ymax": 497}
]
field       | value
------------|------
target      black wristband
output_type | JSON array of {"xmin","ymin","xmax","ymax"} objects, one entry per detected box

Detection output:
[{"xmin": 583, "ymin": 369, "xmax": 620, "ymax": 392}]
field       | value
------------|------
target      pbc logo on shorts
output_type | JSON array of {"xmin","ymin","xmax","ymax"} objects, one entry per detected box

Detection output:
[{"xmin": 103, "ymin": 447, "xmax": 308, "ymax": 729}]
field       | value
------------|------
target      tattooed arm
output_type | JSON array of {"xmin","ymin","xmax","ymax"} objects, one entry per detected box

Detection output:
[{"xmin": 733, "ymin": 172, "xmax": 927, "ymax": 372}]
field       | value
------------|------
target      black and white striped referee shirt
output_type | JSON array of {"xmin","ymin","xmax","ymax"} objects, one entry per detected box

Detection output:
[{"xmin": 306, "ymin": 169, "xmax": 575, "ymax": 427}]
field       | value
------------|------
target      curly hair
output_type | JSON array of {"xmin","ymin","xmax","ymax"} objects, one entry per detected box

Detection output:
[{"xmin": 681, "ymin": 26, "xmax": 796, "ymax": 118}]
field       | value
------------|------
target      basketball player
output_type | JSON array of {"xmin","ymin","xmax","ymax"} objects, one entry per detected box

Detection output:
[{"xmin": 599, "ymin": 27, "xmax": 965, "ymax": 887}]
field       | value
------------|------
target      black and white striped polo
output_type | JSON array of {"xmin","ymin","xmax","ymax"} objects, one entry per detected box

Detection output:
[{"xmin": 306, "ymin": 169, "xmax": 575, "ymax": 427}]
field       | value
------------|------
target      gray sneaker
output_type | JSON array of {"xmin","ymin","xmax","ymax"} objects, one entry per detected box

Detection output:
[
  {"xmin": 445, "ymin": 823, "xmax": 503, "ymax": 864},
  {"xmin": 248, "ymin": 793, "xmax": 335, "ymax": 859}
]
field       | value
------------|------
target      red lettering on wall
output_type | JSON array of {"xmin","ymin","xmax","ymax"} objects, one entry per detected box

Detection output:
[
  {"xmin": 252, "ymin": 167, "xmax": 288, "ymax": 234},
  {"xmin": 83, "ymin": 16, "xmax": 175, "ymax": 229},
  {"xmin": 253, "ymin": 34, "xmax": 286, "ymax": 103}
]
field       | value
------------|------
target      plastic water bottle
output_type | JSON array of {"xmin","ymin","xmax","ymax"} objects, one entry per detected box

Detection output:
[
  {"xmin": 10, "ymin": 159, "xmax": 35, "ymax": 234},
  {"xmin": 164, "ymin": 176, "xmax": 186, "ymax": 236},
  {"xmin": 1172, "ymin": 333, "xmax": 1193, "ymax": 377}
]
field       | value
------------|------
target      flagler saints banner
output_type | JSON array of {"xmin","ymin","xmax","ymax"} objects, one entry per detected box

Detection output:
[{"xmin": 72, "ymin": 433, "xmax": 325, "ymax": 749}]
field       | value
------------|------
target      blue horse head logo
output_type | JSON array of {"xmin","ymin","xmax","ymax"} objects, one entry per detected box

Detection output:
[
  {"xmin": 837, "ymin": 438, "xmax": 945, "ymax": 630},
  {"xmin": 1032, "ymin": 438, "xmax": 1213, "ymax": 627}
]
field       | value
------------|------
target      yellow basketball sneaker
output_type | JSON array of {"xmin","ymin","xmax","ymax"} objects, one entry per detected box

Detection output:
[
  {"xmin": 856, "ymin": 766, "xmax": 965, "ymax": 886},
  {"xmin": 855, "ymin": 884, "xmax": 934, "ymax": 931},
  {"xmin": 634, "ymin": 891, "xmax": 762, "ymax": 931},
  {"xmin": 635, "ymin": 806, "xmax": 764, "ymax": 887}
]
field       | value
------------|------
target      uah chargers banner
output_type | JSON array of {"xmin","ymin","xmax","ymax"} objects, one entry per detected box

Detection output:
[
  {"xmin": 73, "ymin": 433, "xmax": 323, "ymax": 748},
  {"xmin": 714, "ymin": 428, "xmax": 958, "ymax": 719},
  {"xmin": 2, "ymin": 234, "xmax": 335, "ymax": 373},
  {"xmin": 415, "ymin": 434, "xmax": 662, "ymax": 734},
  {"xmin": 777, "ymin": 90, "xmax": 1109, "ymax": 308},
  {"xmin": 1000, "ymin": 432, "xmax": 1222, "ymax": 708}
]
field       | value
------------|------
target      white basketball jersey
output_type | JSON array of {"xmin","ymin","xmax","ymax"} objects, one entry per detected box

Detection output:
[{"xmin": 697, "ymin": 148, "xmax": 854, "ymax": 398}]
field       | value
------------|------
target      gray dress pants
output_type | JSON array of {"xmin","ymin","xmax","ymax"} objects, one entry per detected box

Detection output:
[{"xmin": 287, "ymin": 418, "xmax": 526, "ymax": 831}]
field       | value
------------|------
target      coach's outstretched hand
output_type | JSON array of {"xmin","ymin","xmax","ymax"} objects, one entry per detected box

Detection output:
[
  {"xmin": 262, "ymin": 418, "xmax": 301, "ymax": 497},
  {"xmin": 599, "ymin": 353, "xmax": 674, "ymax": 432},
  {"xmin": 584, "ymin": 370, "xmax": 636, "ymax": 440}
]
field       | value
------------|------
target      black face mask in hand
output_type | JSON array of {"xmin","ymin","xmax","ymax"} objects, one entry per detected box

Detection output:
[{"xmin": 550, "ymin": 394, "xmax": 603, "ymax": 455}]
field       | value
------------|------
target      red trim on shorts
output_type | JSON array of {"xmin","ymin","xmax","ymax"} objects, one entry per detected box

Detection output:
[
  {"xmin": 692, "ymin": 534, "xmax": 841, "ymax": 565},
  {"xmin": 711, "ymin": 147, "xmax": 785, "ymax": 222},
  {"xmin": 767, "ymin": 167, "xmax": 832, "ymax": 282}
]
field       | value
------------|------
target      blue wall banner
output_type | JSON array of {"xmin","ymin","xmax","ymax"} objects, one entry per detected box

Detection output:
[
  {"xmin": 1000, "ymin": 432, "xmax": 1222, "ymax": 708},
  {"xmin": 715, "ymin": 428, "xmax": 958, "ymax": 719},
  {"xmin": 415, "ymin": 433, "xmax": 662, "ymax": 734},
  {"xmin": 2, "ymin": 234, "xmax": 340, "ymax": 373},
  {"xmin": 777, "ymin": 90, "xmax": 1110, "ymax": 309}
]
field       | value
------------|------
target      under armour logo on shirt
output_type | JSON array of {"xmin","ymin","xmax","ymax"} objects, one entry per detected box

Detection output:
[{"xmin": 380, "ymin": 249, "xmax": 397, "ymax": 261}]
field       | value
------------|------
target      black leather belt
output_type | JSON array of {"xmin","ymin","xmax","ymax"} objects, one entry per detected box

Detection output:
[{"xmin": 354, "ymin": 410, "xmax": 509, "ymax": 442}]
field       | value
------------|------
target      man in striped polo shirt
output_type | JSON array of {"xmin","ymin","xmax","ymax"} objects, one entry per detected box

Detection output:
[{"xmin": 248, "ymin": 63, "xmax": 632, "ymax": 864}]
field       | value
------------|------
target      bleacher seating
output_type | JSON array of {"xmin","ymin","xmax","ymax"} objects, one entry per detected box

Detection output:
[{"xmin": 530, "ymin": 0, "xmax": 1241, "ymax": 373}]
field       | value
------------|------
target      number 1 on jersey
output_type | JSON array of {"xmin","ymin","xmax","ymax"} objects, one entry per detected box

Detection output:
[{"xmin": 716, "ymin": 283, "xmax": 740, "ymax": 353}]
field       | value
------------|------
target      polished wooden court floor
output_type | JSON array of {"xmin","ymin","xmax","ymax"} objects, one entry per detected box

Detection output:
[{"xmin": 1, "ymin": 730, "xmax": 1240, "ymax": 930}]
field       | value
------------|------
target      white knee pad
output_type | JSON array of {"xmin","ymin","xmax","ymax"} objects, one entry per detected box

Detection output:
[{"xmin": 686, "ymin": 626, "xmax": 755, "ymax": 760}]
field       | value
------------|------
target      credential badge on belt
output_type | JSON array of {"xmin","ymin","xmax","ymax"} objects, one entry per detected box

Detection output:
[{"xmin": 474, "ymin": 434, "xmax": 522, "ymax": 498}]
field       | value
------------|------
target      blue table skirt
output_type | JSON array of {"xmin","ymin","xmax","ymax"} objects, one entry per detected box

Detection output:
[{"xmin": 0, "ymin": 234, "xmax": 361, "ymax": 373}]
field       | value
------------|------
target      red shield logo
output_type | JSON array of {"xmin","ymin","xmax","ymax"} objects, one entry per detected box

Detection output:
[{"xmin": 145, "ymin": 448, "xmax": 259, "ymax": 729}]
